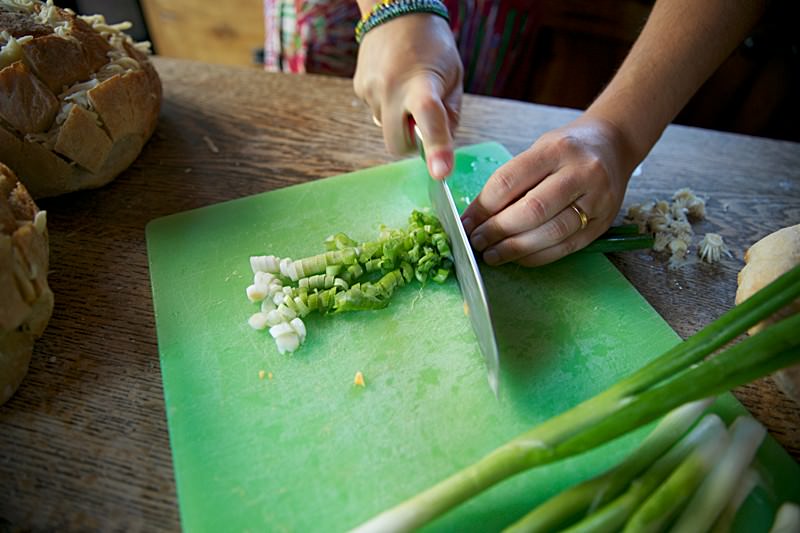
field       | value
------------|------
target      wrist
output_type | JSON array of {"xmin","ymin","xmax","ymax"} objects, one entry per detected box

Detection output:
[
  {"xmin": 583, "ymin": 101, "xmax": 656, "ymax": 174},
  {"xmin": 354, "ymin": 0, "xmax": 449, "ymax": 44}
]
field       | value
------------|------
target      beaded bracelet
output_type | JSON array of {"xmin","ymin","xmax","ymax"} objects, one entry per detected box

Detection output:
[{"xmin": 355, "ymin": 0, "xmax": 450, "ymax": 44}]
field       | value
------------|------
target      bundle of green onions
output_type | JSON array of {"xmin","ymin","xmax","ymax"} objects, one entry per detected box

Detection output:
[
  {"xmin": 353, "ymin": 264, "xmax": 800, "ymax": 532},
  {"xmin": 504, "ymin": 404, "xmax": 771, "ymax": 533},
  {"xmin": 245, "ymin": 210, "xmax": 453, "ymax": 354}
]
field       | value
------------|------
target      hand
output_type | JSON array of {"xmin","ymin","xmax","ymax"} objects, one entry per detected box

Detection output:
[
  {"xmin": 354, "ymin": 14, "xmax": 463, "ymax": 179},
  {"xmin": 460, "ymin": 116, "xmax": 637, "ymax": 267}
]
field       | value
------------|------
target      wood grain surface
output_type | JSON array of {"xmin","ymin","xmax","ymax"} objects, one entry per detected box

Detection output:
[{"xmin": 1, "ymin": 57, "xmax": 798, "ymax": 531}]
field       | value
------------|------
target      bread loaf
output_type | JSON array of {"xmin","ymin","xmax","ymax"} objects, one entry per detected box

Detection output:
[
  {"xmin": 0, "ymin": 162, "xmax": 52, "ymax": 405},
  {"xmin": 736, "ymin": 224, "xmax": 800, "ymax": 404},
  {"xmin": 0, "ymin": 0, "xmax": 161, "ymax": 198}
]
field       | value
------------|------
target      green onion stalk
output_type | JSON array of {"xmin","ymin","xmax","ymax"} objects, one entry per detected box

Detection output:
[
  {"xmin": 503, "ymin": 398, "xmax": 714, "ymax": 533},
  {"xmin": 620, "ymin": 420, "xmax": 729, "ymax": 533},
  {"xmin": 708, "ymin": 469, "xmax": 760, "ymax": 533},
  {"xmin": 352, "ymin": 265, "xmax": 800, "ymax": 532},
  {"xmin": 670, "ymin": 416, "xmax": 766, "ymax": 532},
  {"xmin": 561, "ymin": 414, "xmax": 727, "ymax": 533},
  {"xmin": 769, "ymin": 502, "xmax": 800, "ymax": 533}
]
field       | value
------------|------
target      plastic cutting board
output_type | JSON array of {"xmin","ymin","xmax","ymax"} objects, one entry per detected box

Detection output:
[{"xmin": 146, "ymin": 143, "xmax": 799, "ymax": 532}]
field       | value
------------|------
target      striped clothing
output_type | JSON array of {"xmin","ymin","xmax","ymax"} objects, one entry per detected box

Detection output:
[{"xmin": 263, "ymin": 0, "xmax": 544, "ymax": 96}]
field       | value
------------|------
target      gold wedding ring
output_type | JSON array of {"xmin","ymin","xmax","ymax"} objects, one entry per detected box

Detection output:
[{"xmin": 571, "ymin": 203, "xmax": 589, "ymax": 230}]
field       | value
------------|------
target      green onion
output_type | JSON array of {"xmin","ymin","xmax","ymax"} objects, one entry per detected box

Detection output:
[
  {"xmin": 560, "ymin": 414, "xmax": 727, "ymax": 533},
  {"xmin": 708, "ymin": 468, "xmax": 760, "ymax": 533},
  {"xmin": 621, "ymin": 420, "xmax": 729, "ymax": 532},
  {"xmin": 504, "ymin": 398, "xmax": 713, "ymax": 533},
  {"xmin": 579, "ymin": 224, "xmax": 654, "ymax": 254},
  {"xmin": 671, "ymin": 416, "xmax": 766, "ymax": 532},
  {"xmin": 352, "ymin": 265, "xmax": 800, "ymax": 532},
  {"xmin": 602, "ymin": 224, "xmax": 643, "ymax": 237},
  {"xmin": 769, "ymin": 502, "xmax": 800, "ymax": 533},
  {"xmin": 580, "ymin": 234, "xmax": 655, "ymax": 254}
]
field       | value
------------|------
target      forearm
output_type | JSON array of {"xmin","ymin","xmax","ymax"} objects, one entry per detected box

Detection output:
[{"xmin": 587, "ymin": 0, "xmax": 766, "ymax": 165}]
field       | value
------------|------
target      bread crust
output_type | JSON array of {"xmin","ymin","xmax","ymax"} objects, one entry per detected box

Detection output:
[
  {"xmin": 0, "ymin": 163, "xmax": 53, "ymax": 405},
  {"xmin": 0, "ymin": 2, "xmax": 162, "ymax": 198},
  {"xmin": 54, "ymin": 104, "xmax": 113, "ymax": 173},
  {"xmin": 0, "ymin": 60, "xmax": 59, "ymax": 134},
  {"xmin": 21, "ymin": 33, "xmax": 91, "ymax": 94},
  {"xmin": 0, "ymin": 8, "xmax": 50, "ymax": 38}
]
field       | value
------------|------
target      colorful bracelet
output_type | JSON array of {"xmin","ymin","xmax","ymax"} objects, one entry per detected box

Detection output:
[{"xmin": 355, "ymin": 0, "xmax": 450, "ymax": 44}]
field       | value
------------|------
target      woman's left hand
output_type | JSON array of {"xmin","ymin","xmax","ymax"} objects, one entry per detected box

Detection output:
[{"xmin": 460, "ymin": 115, "xmax": 637, "ymax": 267}]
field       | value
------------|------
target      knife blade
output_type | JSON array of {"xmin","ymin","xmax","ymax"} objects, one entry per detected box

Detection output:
[{"xmin": 411, "ymin": 122, "xmax": 500, "ymax": 396}]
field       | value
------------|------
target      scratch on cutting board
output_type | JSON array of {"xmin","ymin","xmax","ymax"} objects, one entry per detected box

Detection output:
[{"xmin": 409, "ymin": 286, "xmax": 425, "ymax": 311}]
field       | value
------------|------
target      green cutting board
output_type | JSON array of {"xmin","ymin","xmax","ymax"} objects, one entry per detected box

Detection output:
[{"xmin": 147, "ymin": 143, "xmax": 798, "ymax": 532}]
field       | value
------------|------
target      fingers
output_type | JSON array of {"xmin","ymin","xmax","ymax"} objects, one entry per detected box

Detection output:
[
  {"xmin": 405, "ymin": 77, "xmax": 456, "ymax": 179},
  {"xmin": 379, "ymin": 99, "xmax": 412, "ymax": 156},
  {"xmin": 515, "ymin": 220, "xmax": 603, "ymax": 267},
  {"xmin": 461, "ymin": 146, "xmax": 560, "ymax": 234},
  {"xmin": 479, "ymin": 201, "xmax": 593, "ymax": 265},
  {"xmin": 467, "ymin": 168, "xmax": 584, "ymax": 252}
]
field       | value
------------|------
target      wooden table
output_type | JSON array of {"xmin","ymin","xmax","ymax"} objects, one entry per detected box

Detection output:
[{"xmin": 1, "ymin": 57, "xmax": 798, "ymax": 530}]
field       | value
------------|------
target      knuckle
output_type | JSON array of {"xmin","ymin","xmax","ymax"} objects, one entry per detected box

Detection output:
[
  {"xmin": 545, "ymin": 215, "xmax": 571, "ymax": 242},
  {"xmin": 488, "ymin": 170, "xmax": 516, "ymax": 198},
  {"xmin": 562, "ymin": 238, "xmax": 579, "ymax": 255},
  {"xmin": 554, "ymin": 134, "xmax": 579, "ymax": 153},
  {"xmin": 499, "ymin": 237, "xmax": 525, "ymax": 260},
  {"xmin": 416, "ymin": 95, "xmax": 442, "ymax": 115},
  {"xmin": 585, "ymin": 157, "xmax": 608, "ymax": 183},
  {"xmin": 521, "ymin": 193, "xmax": 548, "ymax": 224}
]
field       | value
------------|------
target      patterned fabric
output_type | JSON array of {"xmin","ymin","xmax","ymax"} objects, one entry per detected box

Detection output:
[
  {"xmin": 263, "ymin": 0, "xmax": 544, "ymax": 97},
  {"xmin": 263, "ymin": 0, "xmax": 360, "ymax": 76}
]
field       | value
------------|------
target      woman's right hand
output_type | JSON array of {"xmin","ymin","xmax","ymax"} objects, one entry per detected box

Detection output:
[{"xmin": 354, "ymin": 13, "xmax": 463, "ymax": 180}]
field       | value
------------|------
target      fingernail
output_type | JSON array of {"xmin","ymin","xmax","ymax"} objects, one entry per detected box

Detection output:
[
  {"xmin": 471, "ymin": 233, "xmax": 487, "ymax": 251},
  {"xmin": 430, "ymin": 154, "xmax": 451, "ymax": 179},
  {"xmin": 461, "ymin": 216, "xmax": 474, "ymax": 234},
  {"xmin": 484, "ymin": 249, "xmax": 499, "ymax": 265}
]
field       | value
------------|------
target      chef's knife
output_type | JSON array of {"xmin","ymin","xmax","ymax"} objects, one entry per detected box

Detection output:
[{"xmin": 411, "ymin": 123, "xmax": 500, "ymax": 396}]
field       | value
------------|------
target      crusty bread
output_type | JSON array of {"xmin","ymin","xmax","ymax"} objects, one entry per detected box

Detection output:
[
  {"xmin": 736, "ymin": 224, "xmax": 800, "ymax": 404},
  {"xmin": 0, "ymin": 162, "xmax": 53, "ymax": 405},
  {"xmin": 0, "ymin": 1, "xmax": 161, "ymax": 198}
]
